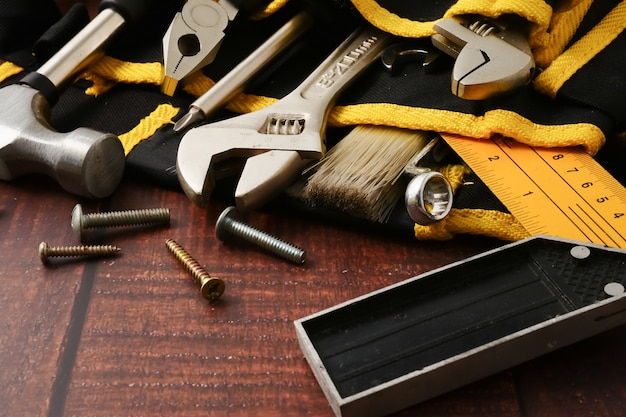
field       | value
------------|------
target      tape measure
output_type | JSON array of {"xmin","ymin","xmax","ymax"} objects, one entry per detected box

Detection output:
[{"xmin": 442, "ymin": 134, "xmax": 626, "ymax": 248}]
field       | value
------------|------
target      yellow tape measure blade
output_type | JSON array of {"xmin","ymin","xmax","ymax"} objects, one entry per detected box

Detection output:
[{"xmin": 442, "ymin": 134, "xmax": 626, "ymax": 248}]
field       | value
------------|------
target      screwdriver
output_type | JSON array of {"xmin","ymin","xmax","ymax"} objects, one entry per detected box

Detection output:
[{"xmin": 173, "ymin": 11, "xmax": 313, "ymax": 132}]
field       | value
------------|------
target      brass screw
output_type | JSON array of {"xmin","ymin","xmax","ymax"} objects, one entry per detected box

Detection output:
[
  {"xmin": 39, "ymin": 241, "xmax": 121, "ymax": 265},
  {"xmin": 165, "ymin": 239, "xmax": 225, "ymax": 301},
  {"xmin": 71, "ymin": 203, "xmax": 170, "ymax": 241},
  {"xmin": 215, "ymin": 206, "xmax": 306, "ymax": 264}
]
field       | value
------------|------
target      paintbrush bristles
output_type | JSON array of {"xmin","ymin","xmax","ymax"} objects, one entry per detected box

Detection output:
[{"xmin": 302, "ymin": 125, "xmax": 431, "ymax": 223}]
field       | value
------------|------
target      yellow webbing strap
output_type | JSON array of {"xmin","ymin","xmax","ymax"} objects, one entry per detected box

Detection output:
[
  {"xmin": 253, "ymin": 0, "xmax": 290, "ymax": 19},
  {"xmin": 446, "ymin": 0, "xmax": 553, "ymax": 49},
  {"xmin": 118, "ymin": 103, "xmax": 179, "ymax": 155},
  {"xmin": 533, "ymin": 0, "xmax": 594, "ymax": 68},
  {"xmin": 414, "ymin": 208, "xmax": 530, "ymax": 241},
  {"xmin": 534, "ymin": 1, "xmax": 626, "ymax": 98},
  {"xmin": 350, "ymin": 0, "xmax": 553, "ymax": 44},
  {"xmin": 82, "ymin": 56, "xmax": 163, "ymax": 95},
  {"xmin": 349, "ymin": 0, "xmax": 438, "ymax": 38},
  {"xmin": 328, "ymin": 103, "xmax": 605, "ymax": 155},
  {"xmin": 411, "ymin": 163, "xmax": 529, "ymax": 241},
  {"xmin": 0, "ymin": 61, "xmax": 24, "ymax": 82}
]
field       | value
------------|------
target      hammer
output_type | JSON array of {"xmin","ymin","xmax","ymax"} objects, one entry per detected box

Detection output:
[{"xmin": 0, "ymin": 0, "xmax": 152, "ymax": 198}]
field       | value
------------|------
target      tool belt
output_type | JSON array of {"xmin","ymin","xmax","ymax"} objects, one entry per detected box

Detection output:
[{"xmin": 1, "ymin": 0, "xmax": 625, "ymax": 242}]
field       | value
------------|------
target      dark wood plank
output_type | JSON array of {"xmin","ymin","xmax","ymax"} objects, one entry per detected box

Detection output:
[
  {"xmin": 516, "ymin": 325, "xmax": 626, "ymax": 417},
  {"xmin": 2, "ymin": 174, "xmax": 625, "ymax": 417},
  {"xmin": 0, "ymin": 177, "xmax": 100, "ymax": 416},
  {"xmin": 54, "ymin": 179, "xmax": 501, "ymax": 417}
]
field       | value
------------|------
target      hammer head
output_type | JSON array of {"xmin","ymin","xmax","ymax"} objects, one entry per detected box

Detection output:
[{"xmin": 0, "ymin": 84, "xmax": 125, "ymax": 198}]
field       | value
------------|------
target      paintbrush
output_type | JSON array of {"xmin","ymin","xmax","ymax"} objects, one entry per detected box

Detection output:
[{"xmin": 298, "ymin": 125, "xmax": 433, "ymax": 223}]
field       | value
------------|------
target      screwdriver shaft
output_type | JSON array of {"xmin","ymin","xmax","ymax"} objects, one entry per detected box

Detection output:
[{"xmin": 174, "ymin": 12, "xmax": 313, "ymax": 132}]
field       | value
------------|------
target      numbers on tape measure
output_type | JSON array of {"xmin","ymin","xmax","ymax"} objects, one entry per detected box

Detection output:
[{"xmin": 443, "ymin": 134, "xmax": 626, "ymax": 248}]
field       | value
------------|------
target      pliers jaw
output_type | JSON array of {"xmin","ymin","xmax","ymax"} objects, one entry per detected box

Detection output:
[
  {"xmin": 161, "ymin": 0, "xmax": 238, "ymax": 96},
  {"xmin": 432, "ymin": 15, "xmax": 535, "ymax": 100}
]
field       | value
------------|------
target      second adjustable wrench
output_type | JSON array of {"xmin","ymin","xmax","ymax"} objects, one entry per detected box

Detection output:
[
  {"xmin": 177, "ymin": 26, "xmax": 392, "ymax": 209},
  {"xmin": 432, "ymin": 15, "xmax": 535, "ymax": 100}
]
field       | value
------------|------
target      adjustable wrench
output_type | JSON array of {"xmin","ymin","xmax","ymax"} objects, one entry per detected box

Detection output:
[
  {"xmin": 176, "ymin": 25, "xmax": 392, "ymax": 209},
  {"xmin": 432, "ymin": 14, "xmax": 535, "ymax": 100}
]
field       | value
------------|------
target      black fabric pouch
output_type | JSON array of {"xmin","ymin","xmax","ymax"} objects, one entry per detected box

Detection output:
[{"xmin": 1, "ymin": 0, "xmax": 624, "ymax": 241}]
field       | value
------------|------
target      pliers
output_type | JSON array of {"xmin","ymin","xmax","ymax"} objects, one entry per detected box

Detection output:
[{"xmin": 161, "ymin": 0, "xmax": 240, "ymax": 96}]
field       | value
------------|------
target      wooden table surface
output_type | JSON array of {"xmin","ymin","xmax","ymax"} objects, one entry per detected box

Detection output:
[
  {"xmin": 1, "ymin": 174, "xmax": 625, "ymax": 417},
  {"xmin": 1, "ymin": 1, "xmax": 625, "ymax": 416}
]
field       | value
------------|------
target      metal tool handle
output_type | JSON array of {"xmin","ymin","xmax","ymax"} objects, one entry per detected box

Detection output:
[
  {"xmin": 20, "ymin": 0, "xmax": 153, "ymax": 103},
  {"xmin": 195, "ymin": 11, "xmax": 312, "ymax": 112},
  {"xmin": 292, "ymin": 26, "xmax": 391, "ymax": 103}
]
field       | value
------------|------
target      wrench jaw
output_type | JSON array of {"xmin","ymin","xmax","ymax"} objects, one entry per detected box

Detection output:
[
  {"xmin": 451, "ymin": 39, "xmax": 534, "ymax": 100},
  {"xmin": 432, "ymin": 15, "xmax": 535, "ymax": 100},
  {"xmin": 235, "ymin": 150, "xmax": 312, "ymax": 211},
  {"xmin": 176, "ymin": 123, "xmax": 324, "ymax": 208},
  {"xmin": 176, "ymin": 130, "xmax": 227, "ymax": 208}
]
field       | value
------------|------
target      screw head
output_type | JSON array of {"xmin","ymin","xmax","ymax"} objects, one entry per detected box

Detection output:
[
  {"xmin": 215, "ymin": 206, "xmax": 238, "ymax": 241},
  {"xmin": 200, "ymin": 277, "xmax": 226, "ymax": 301},
  {"xmin": 71, "ymin": 204, "xmax": 85, "ymax": 239},
  {"xmin": 39, "ymin": 242, "xmax": 50, "ymax": 264}
]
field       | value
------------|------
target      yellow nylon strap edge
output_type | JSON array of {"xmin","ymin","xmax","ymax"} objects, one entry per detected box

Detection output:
[
  {"xmin": 534, "ymin": 1, "xmax": 626, "ymax": 98},
  {"xmin": 88, "ymin": 52, "xmax": 604, "ymax": 157},
  {"xmin": 439, "ymin": 164, "xmax": 471, "ymax": 193},
  {"xmin": 351, "ymin": 0, "xmax": 553, "ymax": 44},
  {"xmin": 328, "ymin": 103, "xmax": 605, "ymax": 155},
  {"xmin": 118, "ymin": 103, "xmax": 179, "ymax": 155},
  {"xmin": 252, "ymin": 0, "xmax": 289, "ymax": 19},
  {"xmin": 446, "ymin": 0, "xmax": 553, "ymax": 49},
  {"xmin": 413, "ymin": 208, "xmax": 530, "ymax": 241},
  {"xmin": 349, "ymin": 0, "xmax": 438, "ymax": 38},
  {"xmin": 0, "ymin": 61, "xmax": 24, "ymax": 82},
  {"xmin": 81, "ymin": 56, "xmax": 163, "ymax": 95},
  {"xmin": 533, "ymin": 0, "xmax": 594, "ymax": 68}
]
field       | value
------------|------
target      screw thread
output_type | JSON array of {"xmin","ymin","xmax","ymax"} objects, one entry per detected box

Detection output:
[
  {"xmin": 82, "ymin": 208, "xmax": 170, "ymax": 229},
  {"xmin": 165, "ymin": 239, "xmax": 208, "ymax": 283},
  {"xmin": 39, "ymin": 242, "xmax": 121, "ymax": 264},
  {"xmin": 224, "ymin": 219, "xmax": 306, "ymax": 264},
  {"xmin": 165, "ymin": 239, "xmax": 224, "ymax": 300}
]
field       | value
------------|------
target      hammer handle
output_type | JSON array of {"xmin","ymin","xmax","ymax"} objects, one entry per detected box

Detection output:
[{"xmin": 21, "ymin": 0, "xmax": 154, "ymax": 103}]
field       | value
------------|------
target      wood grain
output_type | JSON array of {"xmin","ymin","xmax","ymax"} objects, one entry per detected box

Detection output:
[{"xmin": 1, "ymin": 175, "xmax": 624, "ymax": 417}]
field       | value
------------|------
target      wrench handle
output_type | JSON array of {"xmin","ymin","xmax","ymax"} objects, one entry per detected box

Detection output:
[{"xmin": 295, "ymin": 25, "xmax": 391, "ymax": 102}]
